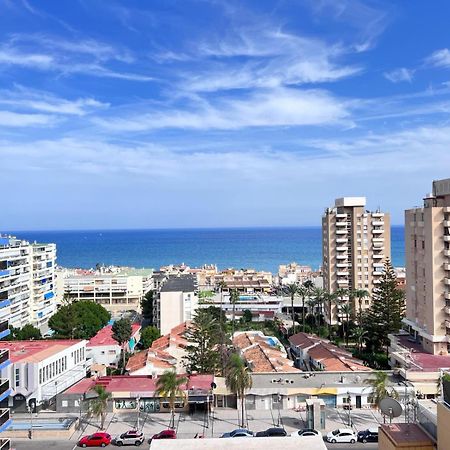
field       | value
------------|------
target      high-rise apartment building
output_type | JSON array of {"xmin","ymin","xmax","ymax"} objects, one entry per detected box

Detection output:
[
  {"xmin": 0, "ymin": 235, "xmax": 57, "ymax": 330},
  {"xmin": 322, "ymin": 197, "xmax": 391, "ymax": 323},
  {"xmin": 404, "ymin": 178, "xmax": 450, "ymax": 355}
]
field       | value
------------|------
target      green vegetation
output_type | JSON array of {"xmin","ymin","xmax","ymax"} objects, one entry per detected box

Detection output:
[
  {"xmin": 155, "ymin": 371, "xmax": 187, "ymax": 429},
  {"xmin": 140, "ymin": 326, "xmax": 161, "ymax": 349},
  {"xmin": 8, "ymin": 324, "xmax": 42, "ymax": 340},
  {"xmin": 284, "ymin": 283, "xmax": 301, "ymax": 334},
  {"xmin": 88, "ymin": 385, "xmax": 111, "ymax": 430},
  {"xmin": 365, "ymin": 371, "xmax": 398, "ymax": 406},
  {"xmin": 225, "ymin": 353, "xmax": 252, "ymax": 428},
  {"xmin": 184, "ymin": 309, "xmax": 221, "ymax": 374},
  {"xmin": 242, "ymin": 309, "xmax": 252, "ymax": 323},
  {"xmin": 48, "ymin": 301, "xmax": 110, "ymax": 339},
  {"xmin": 112, "ymin": 318, "xmax": 132, "ymax": 373},
  {"xmin": 141, "ymin": 290, "xmax": 154, "ymax": 322}
]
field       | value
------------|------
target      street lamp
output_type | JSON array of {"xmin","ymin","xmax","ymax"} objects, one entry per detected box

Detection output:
[
  {"xmin": 346, "ymin": 392, "xmax": 352, "ymax": 427},
  {"xmin": 136, "ymin": 396, "xmax": 140, "ymax": 430}
]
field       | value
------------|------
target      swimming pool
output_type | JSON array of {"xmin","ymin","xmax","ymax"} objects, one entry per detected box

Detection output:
[
  {"xmin": 239, "ymin": 295, "xmax": 257, "ymax": 301},
  {"xmin": 267, "ymin": 337, "xmax": 278, "ymax": 346}
]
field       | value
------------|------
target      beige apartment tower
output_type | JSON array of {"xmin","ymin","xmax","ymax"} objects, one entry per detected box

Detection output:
[
  {"xmin": 322, "ymin": 197, "xmax": 391, "ymax": 324},
  {"xmin": 404, "ymin": 178, "xmax": 450, "ymax": 355}
]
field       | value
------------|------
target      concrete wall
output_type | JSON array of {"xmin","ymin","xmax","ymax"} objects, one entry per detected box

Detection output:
[{"xmin": 437, "ymin": 401, "xmax": 450, "ymax": 450}]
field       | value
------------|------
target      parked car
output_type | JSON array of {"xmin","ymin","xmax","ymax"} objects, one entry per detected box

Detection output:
[
  {"xmin": 255, "ymin": 427, "xmax": 287, "ymax": 437},
  {"xmin": 220, "ymin": 428, "xmax": 254, "ymax": 438},
  {"xmin": 357, "ymin": 428, "xmax": 379, "ymax": 443},
  {"xmin": 78, "ymin": 432, "xmax": 112, "ymax": 447},
  {"xmin": 291, "ymin": 428, "xmax": 322, "ymax": 438},
  {"xmin": 326, "ymin": 429, "xmax": 357, "ymax": 444},
  {"xmin": 149, "ymin": 429, "xmax": 176, "ymax": 442},
  {"xmin": 113, "ymin": 429, "xmax": 145, "ymax": 446}
]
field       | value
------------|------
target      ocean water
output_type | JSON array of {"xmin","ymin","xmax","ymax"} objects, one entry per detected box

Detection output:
[{"xmin": 8, "ymin": 226, "xmax": 405, "ymax": 273}]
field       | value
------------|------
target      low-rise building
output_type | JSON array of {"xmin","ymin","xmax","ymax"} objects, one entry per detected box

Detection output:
[
  {"xmin": 58, "ymin": 374, "xmax": 214, "ymax": 415},
  {"xmin": 289, "ymin": 332, "xmax": 371, "ymax": 372},
  {"xmin": 277, "ymin": 263, "xmax": 313, "ymax": 286},
  {"xmin": 63, "ymin": 267, "xmax": 153, "ymax": 317},
  {"xmin": 0, "ymin": 339, "xmax": 87, "ymax": 412},
  {"xmin": 87, "ymin": 323, "xmax": 141, "ymax": 367},
  {"xmin": 233, "ymin": 331, "xmax": 300, "ymax": 373},
  {"xmin": 156, "ymin": 275, "xmax": 198, "ymax": 335}
]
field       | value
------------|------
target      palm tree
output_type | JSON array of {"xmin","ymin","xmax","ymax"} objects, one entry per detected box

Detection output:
[
  {"xmin": 302, "ymin": 280, "xmax": 314, "ymax": 332},
  {"xmin": 88, "ymin": 385, "xmax": 111, "ymax": 430},
  {"xmin": 340, "ymin": 302, "xmax": 352, "ymax": 347},
  {"xmin": 155, "ymin": 371, "xmax": 188, "ymax": 429},
  {"xmin": 230, "ymin": 289, "xmax": 240, "ymax": 337},
  {"xmin": 323, "ymin": 291, "xmax": 337, "ymax": 339},
  {"xmin": 352, "ymin": 327, "xmax": 368, "ymax": 353},
  {"xmin": 225, "ymin": 353, "xmax": 252, "ymax": 428},
  {"xmin": 365, "ymin": 371, "xmax": 399, "ymax": 407},
  {"xmin": 284, "ymin": 283, "xmax": 300, "ymax": 335},
  {"xmin": 312, "ymin": 287, "xmax": 326, "ymax": 328},
  {"xmin": 352, "ymin": 289, "xmax": 369, "ymax": 324}
]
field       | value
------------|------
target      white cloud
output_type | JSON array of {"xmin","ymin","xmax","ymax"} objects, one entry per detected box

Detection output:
[
  {"xmin": 94, "ymin": 87, "xmax": 351, "ymax": 131},
  {"xmin": 426, "ymin": 48, "xmax": 450, "ymax": 68},
  {"xmin": 0, "ymin": 49, "xmax": 54, "ymax": 68},
  {"xmin": 383, "ymin": 68, "xmax": 414, "ymax": 83},
  {"xmin": 0, "ymin": 110, "xmax": 56, "ymax": 127}
]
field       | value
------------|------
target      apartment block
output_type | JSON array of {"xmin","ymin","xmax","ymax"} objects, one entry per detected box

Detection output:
[
  {"xmin": 404, "ymin": 178, "xmax": 450, "ymax": 355},
  {"xmin": 322, "ymin": 197, "xmax": 391, "ymax": 323},
  {"xmin": 63, "ymin": 268, "xmax": 153, "ymax": 317},
  {"xmin": 155, "ymin": 275, "xmax": 198, "ymax": 335}
]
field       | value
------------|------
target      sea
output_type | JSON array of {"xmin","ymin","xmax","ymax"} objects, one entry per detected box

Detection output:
[{"xmin": 8, "ymin": 226, "xmax": 405, "ymax": 274}]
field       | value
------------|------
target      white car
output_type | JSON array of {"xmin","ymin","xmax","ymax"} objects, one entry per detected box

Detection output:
[
  {"xmin": 291, "ymin": 428, "xmax": 323, "ymax": 438},
  {"xmin": 326, "ymin": 428, "xmax": 357, "ymax": 444}
]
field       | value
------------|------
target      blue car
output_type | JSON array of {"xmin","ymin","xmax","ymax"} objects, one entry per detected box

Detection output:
[{"xmin": 221, "ymin": 429, "xmax": 254, "ymax": 438}]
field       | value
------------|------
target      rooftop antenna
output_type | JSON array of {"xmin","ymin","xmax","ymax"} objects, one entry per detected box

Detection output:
[{"xmin": 379, "ymin": 398, "xmax": 403, "ymax": 425}]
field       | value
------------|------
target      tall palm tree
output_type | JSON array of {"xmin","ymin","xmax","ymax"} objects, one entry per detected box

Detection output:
[
  {"xmin": 352, "ymin": 327, "xmax": 368, "ymax": 353},
  {"xmin": 365, "ymin": 371, "xmax": 399, "ymax": 407},
  {"xmin": 155, "ymin": 371, "xmax": 188, "ymax": 429},
  {"xmin": 323, "ymin": 291, "xmax": 337, "ymax": 339},
  {"xmin": 302, "ymin": 280, "xmax": 314, "ymax": 332},
  {"xmin": 284, "ymin": 283, "xmax": 300, "ymax": 335},
  {"xmin": 352, "ymin": 289, "xmax": 369, "ymax": 324},
  {"xmin": 225, "ymin": 353, "xmax": 252, "ymax": 428},
  {"xmin": 88, "ymin": 385, "xmax": 111, "ymax": 430},
  {"xmin": 230, "ymin": 289, "xmax": 240, "ymax": 337},
  {"xmin": 340, "ymin": 302, "xmax": 352, "ymax": 347},
  {"xmin": 312, "ymin": 287, "xmax": 326, "ymax": 328}
]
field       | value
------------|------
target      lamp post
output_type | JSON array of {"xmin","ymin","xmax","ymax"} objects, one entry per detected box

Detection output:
[
  {"xmin": 27, "ymin": 403, "xmax": 33, "ymax": 439},
  {"xmin": 136, "ymin": 396, "xmax": 140, "ymax": 430},
  {"xmin": 347, "ymin": 392, "xmax": 352, "ymax": 427}
]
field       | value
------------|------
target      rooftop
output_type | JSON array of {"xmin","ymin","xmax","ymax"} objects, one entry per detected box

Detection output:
[
  {"xmin": 0, "ymin": 339, "xmax": 83, "ymax": 363},
  {"xmin": 160, "ymin": 275, "xmax": 196, "ymax": 293},
  {"xmin": 335, "ymin": 197, "xmax": 366, "ymax": 207},
  {"xmin": 380, "ymin": 423, "xmax": 434, "ymax": 445},
  {"xmin": 88, "ymin": 324, "xmax": 141, "ymax": 347}
]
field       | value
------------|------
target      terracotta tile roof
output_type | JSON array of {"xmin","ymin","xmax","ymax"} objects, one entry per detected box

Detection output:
[
  {"xmin": 126, "ymin": 348, "xmax": 176, "ymax": 372},
  {"xmin": 88, "ymin": 324, "xmax": 141, "ymax": 347},
  {"xmin": 307, "ymin": 343, "xmax": 371, "ymax": 372}
]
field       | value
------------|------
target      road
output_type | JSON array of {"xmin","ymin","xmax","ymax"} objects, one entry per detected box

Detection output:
[{"xmin": 12, "ymin": 440, "xmax": 379, "ymax": 450}]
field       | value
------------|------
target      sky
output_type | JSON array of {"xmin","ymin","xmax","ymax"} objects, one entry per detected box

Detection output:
[{"xmin": 2, "ymin": 0, "xmax": 450, "ymax": 230}]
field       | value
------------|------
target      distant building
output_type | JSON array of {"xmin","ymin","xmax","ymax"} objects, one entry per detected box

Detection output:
[
  {"xmin": 63, "ymin": 267, "xmax": 153, "ymax": 317},
  {"xmin": 404, "ymin": 178, "xmax": 450, "ymax": 355},
  {"xmin": 289, "ymin": 332, "xmax": 371, "ymax": 372},
  {"xmin": 87, "ymin": 324, "xmax": 141, "ymax": 367},
  {"xmin": 0, "ymin": 339, "xmax": 87, "ymax": 412},
  {"xmin": 0, "ymin": 235, "xmax": 57, "ymax": 330},
  {"xmin": 277, "ymin": 263, "xmax": 313, "ymax": 286},
  {"xmin": 156, "ymin": 275, "xmax": 198, "ymax": 335},
  {"xmin": 322, "ymin": 197, "xmax": 391, "ymax": 323}
]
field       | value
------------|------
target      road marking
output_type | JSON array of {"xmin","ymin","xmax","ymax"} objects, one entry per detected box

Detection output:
[{"xmin": 72, "ymin": 445, "xmax": 77, "ymax": 450}]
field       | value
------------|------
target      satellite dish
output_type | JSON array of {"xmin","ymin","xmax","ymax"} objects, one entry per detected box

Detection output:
[{"xmin": 379, "ymin": 398, "xmax": 403, "ymax": 424}]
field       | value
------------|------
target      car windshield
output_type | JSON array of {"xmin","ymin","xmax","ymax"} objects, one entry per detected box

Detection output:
[{"xmin": 332, "ymin": 430, "xmax": 340, "ymax": 436}]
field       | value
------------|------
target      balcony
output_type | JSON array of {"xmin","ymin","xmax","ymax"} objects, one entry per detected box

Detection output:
[
  {"xmin": 372, "ymin": 229, "xmax": 384, "ymax": 234},
  {"xmin": 336, "ymin": 254, "xmax": 347, "ymax": 260},
  {"xmin": 446, "ymin": 319, "xmax": 450, "ymax": 329},
  {"xmin": 373, "ymin": 253, "xmax": 385, "ymax": 259},
  {"xmin": 0, "ymin": 439, "xmax": 10, "ymax": 450},
  {"xmin": 0, "ymin": 409, "xmax": 10, "ymax": 433},
  {"xmin": 445, "ymin": 264, "xmax": 450, "ymax": 271},
  {"xmin": 337, "ymin": 271, "xmax": 349, "ymax": 276},
  {"xmin": 336, "ymin": 246, "xmax": 348, "ymax": 251},
  {"xmin": 336, "ymin": 263, "xmax": 348, "ymax": 268},
  {"xmin": 372, "ymin": 220, "xmax": 384, "ymax": 226},
  {"xmin": 373, "ymin": 271, "xmax": 383, "ymax": 276},
  {"xmin": 445, "ymin": 278, "xmax": 450, "ymax": 286},
  {"xmin": 445, "ymin": 250, "xmax": 450, "ymax": 257},
  {"xmin": 337, "ymin": 279, "xmax": 349, "ymax": 285},
  {"xmin": 0, "ymin": 321, "xmax": 9, "ymax": 340},
  {"xmin": 336, "ymin": 238, "xmax": 348, "ymax": 244},
  {"xmin": 444, "ymin": 221, "xmax": 450, "ymax": 227},
  {"xmin": 445, "ymin": 236, "xmax": 450, "ymax": 242},
  {"xmin": 445, "ymin": 306, "xmax": 450, "ymax": 315},
  {"xmin": 336, "ymin": 221, "xmax": 347, "ymax": 227},
  {"xmin": 445, "ymin": 292, "xmax": 450, "ymax": 300},
  {"xmin": 0, "ymin": 380, "xmax": 9, "ymax": 403}
]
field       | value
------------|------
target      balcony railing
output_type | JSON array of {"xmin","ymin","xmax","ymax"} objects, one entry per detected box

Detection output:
[
  {"xmin": 0, "ymin": 380, "xmax": 9, "ymax": 398},
  {"xmin": 0, "ymin": 321, "xmax": 8, "ymax": 334},
  {"xmin": 0, "ymin": 439, "xmax": 10, "ymax": 450},
  {"xmin": 0, "ymin": 350, "xmax": 9, "ymax": 367},
  {"xmin": 0, "ymin": 409, "xmax": 9, "ymax": 428}
]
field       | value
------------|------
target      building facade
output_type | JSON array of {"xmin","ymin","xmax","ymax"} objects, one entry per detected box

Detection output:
[
  {"xmin": 155, "ymin": 275, "xmax": 198, "ymax": 335},
  {"xmin": 404, "ymin": 178, "xmax": 450, "ymax": 355},
  {"xmin": 63, "ymin": 268, "xmax": 153, "ymax": 317},
  {"xmin": 322, "ymin": 197, "xmax": 391, "ymax": 323}
]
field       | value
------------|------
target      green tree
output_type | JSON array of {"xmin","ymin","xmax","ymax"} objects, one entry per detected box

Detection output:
[
  {"xmin": 8, "ymin": 324, "xmax": 42, "ymax": 340},
  {"xmin": 301, "ymin": 280, "xmax": 314, "ymax": 332},
  {"xmin": 352, "ymin": 289, "xmax": 369, "ymax": 324},
  {"xmin": 155, "ymin": 371, "xmax": 187, "ymax": 429},
  {"xmin": 140, "ymin": 326, "xmax": 161, "ymax": 349},
  {"xmin": 230, "ymin": 289, "xmax": 240, "ymax": 337},
  {"xmin": 49, "ymin": 301, "xmax": 110, "ymax": 339},
  {"xmin": 88, "ymin": 385, "xmax": 111, "ymax": 430},
  {"xmin": 225, "ymin": 353, "xmax": 252, "ymax": 428},
  {"xmin": 284, "ymin": 283, "xmax": 300, "ymax": 335},
  {"xmin": 184, "ymin": 309, "xmax": 220, "ymax": 374},
  {"xmin": 112, "ymin": 318, "xmax": 133, "ymax": 373},
  {"xmin": 365, "ymin": 371, "xmax": 399, "ymax": 407},
  {"xmin": 243, "ymin": 309, "xmax": 252, "ymax": 323},
  {"xmin": 364, "ymin": 260, "xmax": 405, "ymax": 353},
  {"xmin": 340, "ymin": 302, "xmax": 352, "ymax": 347},
  {"xmin": 352, "ymin": 327, "xmax": 368, "ymax": 353},
  {"xmin": 141, "ymin": 290, "xmax": 154, "ymax": 322}
]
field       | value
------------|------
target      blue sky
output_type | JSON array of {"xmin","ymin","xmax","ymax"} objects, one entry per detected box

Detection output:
[{"xmin": 2, "ymin": 0, "xmax": 450, "ymax": 230}]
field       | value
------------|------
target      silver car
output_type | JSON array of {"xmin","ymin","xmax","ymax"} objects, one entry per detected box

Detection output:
[{"xmin": 114, "ymin": 430, "xmax": 145, "ymax": 446}]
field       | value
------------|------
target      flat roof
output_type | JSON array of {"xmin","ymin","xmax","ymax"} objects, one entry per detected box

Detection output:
[
  {"xmin": 335, "ymin": 197, "xmax": 366, "ymax": 207},
  {"xmin": 0, "ymin": 340, "xmax": 83, "ymax": 363},
  {"xmin": 150, "ymin": 436, "xmax": 327, "ymax": 450},
  {"xmin": 380, "ymin": 423, "xmax": 434, "ymax": 445},
  {"xmin": 160, "ymin": 275, "xmax": 196, "ymax": 293}
]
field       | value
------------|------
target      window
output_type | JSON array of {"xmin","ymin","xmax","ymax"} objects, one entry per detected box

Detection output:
[
  {"xmin": 61, "ymin": 400, "xmax": 68, "ymax": 407},
  {"xmin": 39, "ymin": 369, "xmax": 42, "ymax": 384},
  {"xmin": 15, "ymin": 368, "xmax": 20, "ymax": 387},
  {"xmin": 74, "ymin": 400, "xmax": 80, "ymax": 407}
]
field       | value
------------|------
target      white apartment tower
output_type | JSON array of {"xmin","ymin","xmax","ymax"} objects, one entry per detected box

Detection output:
[
  {"xmin": 404, "ymin": 178, "xmax": 450, "ymax": 355},
  {"xmin": 322, "ymin": 197, "xmax": 391, "ymax": 323}
]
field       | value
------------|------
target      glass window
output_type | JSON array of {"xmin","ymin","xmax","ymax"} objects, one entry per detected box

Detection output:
[{"xmin": 15, "ymin": 368, "xmax": 20, "ymax": 387}]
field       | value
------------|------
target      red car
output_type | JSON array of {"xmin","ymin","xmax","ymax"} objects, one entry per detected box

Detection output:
[
  {"xmin": 78, "ymin": 432, "xmax": 111, "ymax": 447},
  {"xmin": 149, "ymin": 429, "xmax": 176, "ymax": 441}
]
